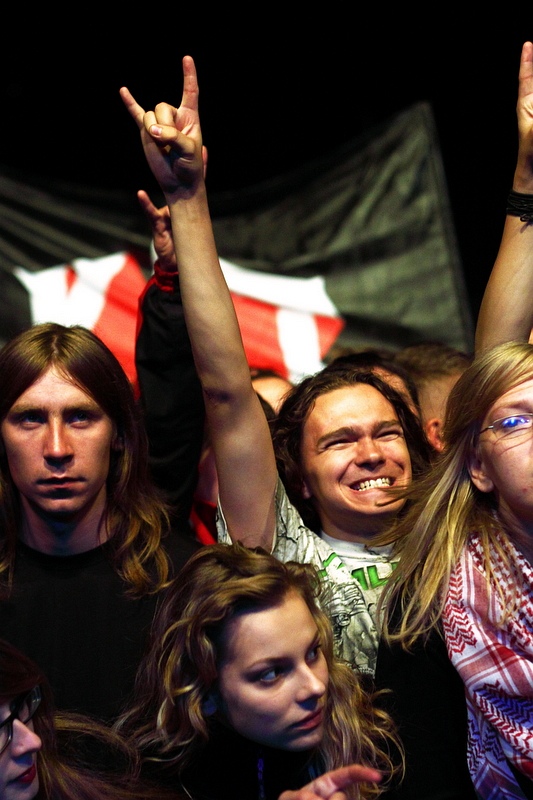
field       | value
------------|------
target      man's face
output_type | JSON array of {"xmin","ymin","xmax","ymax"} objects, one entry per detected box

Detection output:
[
  {"xmin": 299, "ymin": 384, "xmax": 412, "ymax": 541},
  {"xmin": 1, "ymin": 366, "xmax": 117, "ymax": 530}
]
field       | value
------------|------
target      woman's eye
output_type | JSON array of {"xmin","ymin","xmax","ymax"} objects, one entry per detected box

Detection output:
[
  {"xmin": 501, "ymin": 416, "xmax": 527, "ymax": 429},
  {"xmin": 258, "ymin": 666, "xmax": 283, "ymax": 684},
  {"xmin": 307, "ymin": 643, "xmax": 321, "ymax": 662}
]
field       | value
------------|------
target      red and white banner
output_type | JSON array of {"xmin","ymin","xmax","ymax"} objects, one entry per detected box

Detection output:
[
  {"xmin": 220, "ymin": 258, "xmax": 344, "ymax": 382},
  {"xmin": 0, "ymin": 102, "xmax": 474, "ymax": 365},
  {"xmin": 14, "ymin": 252, "xmax": 146, "ymax": 385},
  {"xmin": 13, "ymin": 252, "xmax": 345, "ymax": 387}
]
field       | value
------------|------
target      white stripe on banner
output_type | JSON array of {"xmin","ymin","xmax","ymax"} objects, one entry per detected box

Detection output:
[
  {"xmin": 220, "ymin": 258, "xmax": 340, "ymax": 317},
  {"xmin": 14, "ymin": 253, "xmax": 127, "ymax": 328},
  {"xmin": 277, "ymin": 308, "xmax": 324, "ymax": 383}
]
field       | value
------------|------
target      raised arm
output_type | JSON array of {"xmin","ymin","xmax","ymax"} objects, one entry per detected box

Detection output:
[
  {"xmin": 134, "ymin": 191, "xmax": 204, "ymax": 537},
  {"xmin": 120, "ymin": 57, "xmax": 277, "ymax": 549},
  {"xmin": 475, "ymin": 41, "xmax": 533, "ymax": 354}
]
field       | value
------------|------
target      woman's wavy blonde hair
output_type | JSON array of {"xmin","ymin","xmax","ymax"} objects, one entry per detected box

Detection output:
[
  {"xmin": 377, "ymin": 341, "xmax": 533, "ymax": 647},
  {"xmin": 119, "ymin": 542, "xmax": 399, "ymax": 798}
]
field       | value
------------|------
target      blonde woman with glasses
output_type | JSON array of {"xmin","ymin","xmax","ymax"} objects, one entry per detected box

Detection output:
[{"xmin": 377, "ymin": 340, "xmax": 533, "ymax": 798}]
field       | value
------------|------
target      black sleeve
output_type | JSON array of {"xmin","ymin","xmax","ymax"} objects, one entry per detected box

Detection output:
[
  {"xmin": 135, "ymin": 266, "xmax": 205, "ymax": 537},
  {"xmin": 373, "ymin": 620, "xmax": 477, "ymax": 800}
]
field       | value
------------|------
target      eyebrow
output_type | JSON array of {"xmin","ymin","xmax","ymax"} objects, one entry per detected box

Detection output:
[
  {"xmin": 316, "ymin": 419, "xmax": 402, "ymax": 448},
  {"xmin": 242, "ymin": 627, "xmax": 321, "ymax": 671},
  {"xmin": 7, "ymin": 400, "xmax": 102, "ymax": 415},
  {"xmin": 245, "ymin": 655, "xmax": 285, "ymax": 670},
  {"xmin": 8, "ymin": 397, "xmax": 101, "ymax": 414},
  {"xmin": 487, "ymin": 402, "xmax": 533, "ymax": 420}
]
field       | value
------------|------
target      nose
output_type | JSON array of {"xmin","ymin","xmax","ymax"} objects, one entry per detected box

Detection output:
[
  {"xmin": 295, "ymin": 664, "xmax": 327, "ymax": 705},
  {"xmin": 43, "ymin": 419, "xmax": 73, "ymax": 463},
  {"xmin": 10, "ymin": 719, "xmax": 42, "ymax": 757},
  {"xmin": 354, "ymin": 436, "xmax": 384, "ymax": 466}
]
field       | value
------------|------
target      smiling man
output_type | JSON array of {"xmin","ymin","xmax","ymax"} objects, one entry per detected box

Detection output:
[
  {"xmin": 254, "ymin": 368, "xmax": 430, "ymax": 675},
  {"xmin": 121, "ymin": 57, "xmax": 433, "ymax": 678},
  {"xmin": 0, "ymin": 322, "xmax": 200, "ymax": 722}
]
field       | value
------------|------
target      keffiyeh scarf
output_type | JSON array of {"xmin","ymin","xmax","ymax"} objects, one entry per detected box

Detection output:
[{"xmin": 442, "ymin": 531, "xmax": 533, "ymax": 799}]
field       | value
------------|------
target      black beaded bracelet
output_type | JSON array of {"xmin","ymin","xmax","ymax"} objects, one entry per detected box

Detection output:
[{"xmin": 506, "ymin": 189, "xmax": 533, "ymax": 222}]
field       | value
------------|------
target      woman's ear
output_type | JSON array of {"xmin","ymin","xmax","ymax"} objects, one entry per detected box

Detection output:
[{"xmin": 467, "ymin": 448, "xmax": 495, "ymax": 494}]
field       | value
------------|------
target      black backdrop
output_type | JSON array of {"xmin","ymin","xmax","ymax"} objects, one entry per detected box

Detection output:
[{"xmin": 0, "ymin": 13, "xmax": 528, "ymax": 321}]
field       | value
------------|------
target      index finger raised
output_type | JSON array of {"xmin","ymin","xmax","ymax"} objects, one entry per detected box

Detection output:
[{"xmin": 119, "ymin": 86, "xmax": 146, "ymax": 128}]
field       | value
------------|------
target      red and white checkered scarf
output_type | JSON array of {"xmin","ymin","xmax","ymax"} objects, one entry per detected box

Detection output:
[{"xmin": 442, "ymin": 531, "xmax": 533, "ymax": 799}]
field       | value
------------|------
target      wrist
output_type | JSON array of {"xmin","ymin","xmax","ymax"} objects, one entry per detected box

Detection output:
[
  {"xmin": 512, "ymin": 156, "xmax": 533, "ymax": 194},
  {"xmin": 153, "ymin": 260, "xmax": 179, "ymax": 291},
  {"xmin": 506, "ymin": 189, "xmax": 533, "ymax": 223}
]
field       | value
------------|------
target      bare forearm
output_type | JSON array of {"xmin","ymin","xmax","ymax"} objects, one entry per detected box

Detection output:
[
  {"xmin": 167, "ymin": 188, "xmax": 251, "ymax": 397},
  {"xmin": 475, "ymin": 41, "xmax": 533, "ymax": 355},
  {"xmin": 122, "ymin": 57, "xmax": 278, "ymax": 551},
  {"xmin": 475, "ymin": 213, "xmax": 533, "ymax": 354},
  {"xmin": 167, "ymin": 185, "xmax": 278, "ymax": 550}
]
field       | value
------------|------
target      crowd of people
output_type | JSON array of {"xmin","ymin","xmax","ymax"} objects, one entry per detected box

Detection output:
[{"xmin": 0, "ymin": 36, "xmax": 532, "ymax": 800}]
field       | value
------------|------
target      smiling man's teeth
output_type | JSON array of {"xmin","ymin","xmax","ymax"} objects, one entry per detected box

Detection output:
[{"xmin": 355, "ymin": 477, "xmax": 392, "ymax": 491}]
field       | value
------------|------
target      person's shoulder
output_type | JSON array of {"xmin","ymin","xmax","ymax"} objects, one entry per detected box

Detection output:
[{"xmin": 162, "ymin": 525, "xmax": 201, "ymax": 575}]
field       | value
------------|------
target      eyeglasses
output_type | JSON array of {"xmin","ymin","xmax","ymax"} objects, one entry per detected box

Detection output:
[
  {"xmin": 0, "ymin": 686, "xmax": 41, "ymax": 755},
  {"xmin": 478, "ymin": 413, "xmax": 533, "ymax": 440}
]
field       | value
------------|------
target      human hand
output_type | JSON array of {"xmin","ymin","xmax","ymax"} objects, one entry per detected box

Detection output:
[
  {"xmin": 277, "ymin": 764, "xmax": 382, "ymax": 800},
  {"xmin": 137, "ymin": 190, "xmax": 176, "ymax": 272},
  {"xmin": 120, "ymin": 56, "xmax": 205, "ymax": 199},
  {"xmin": 515, "ymin": 41, "xmax": 533, "ymax": 193}
]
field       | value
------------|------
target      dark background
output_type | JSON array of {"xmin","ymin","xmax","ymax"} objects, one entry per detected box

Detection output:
[{"xmin": 0, "ymin": 14, "xmax": 529, "ymax": 323}]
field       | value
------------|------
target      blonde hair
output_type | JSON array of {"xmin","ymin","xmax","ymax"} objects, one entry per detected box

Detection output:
[
  {"xmin": 119, "ymin": 542, "xmax": 399, "ymax": 798},
  {"xmin": 377, "ymin": 341, "xmax": 533, "ymax": 647}
]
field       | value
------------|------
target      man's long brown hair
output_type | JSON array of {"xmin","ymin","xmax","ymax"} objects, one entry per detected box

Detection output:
[{"xmin": 0, "ymin": 323, "xmax": 170, "ymax": 597}]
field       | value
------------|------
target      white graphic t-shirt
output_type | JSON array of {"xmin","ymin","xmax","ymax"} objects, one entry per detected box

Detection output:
[{"xmin": 217, "ymin": 478, "xmax": 397, "ymax": 677}]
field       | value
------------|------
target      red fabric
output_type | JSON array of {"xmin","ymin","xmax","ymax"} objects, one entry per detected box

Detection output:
[
  {"xmin": 92, "ymin": 252, "xmax": 146, "ymax": 387},
  {"xmin": 231, "ymin": 293, "xmax": 344, "ymax": 380},
  {"xmin": 443, "ymin": 531, "xmax": 533, "ymax": 797},
  {"xmin": 189, "ymin": 497, "xmax": 217, "ymax": 545}
]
